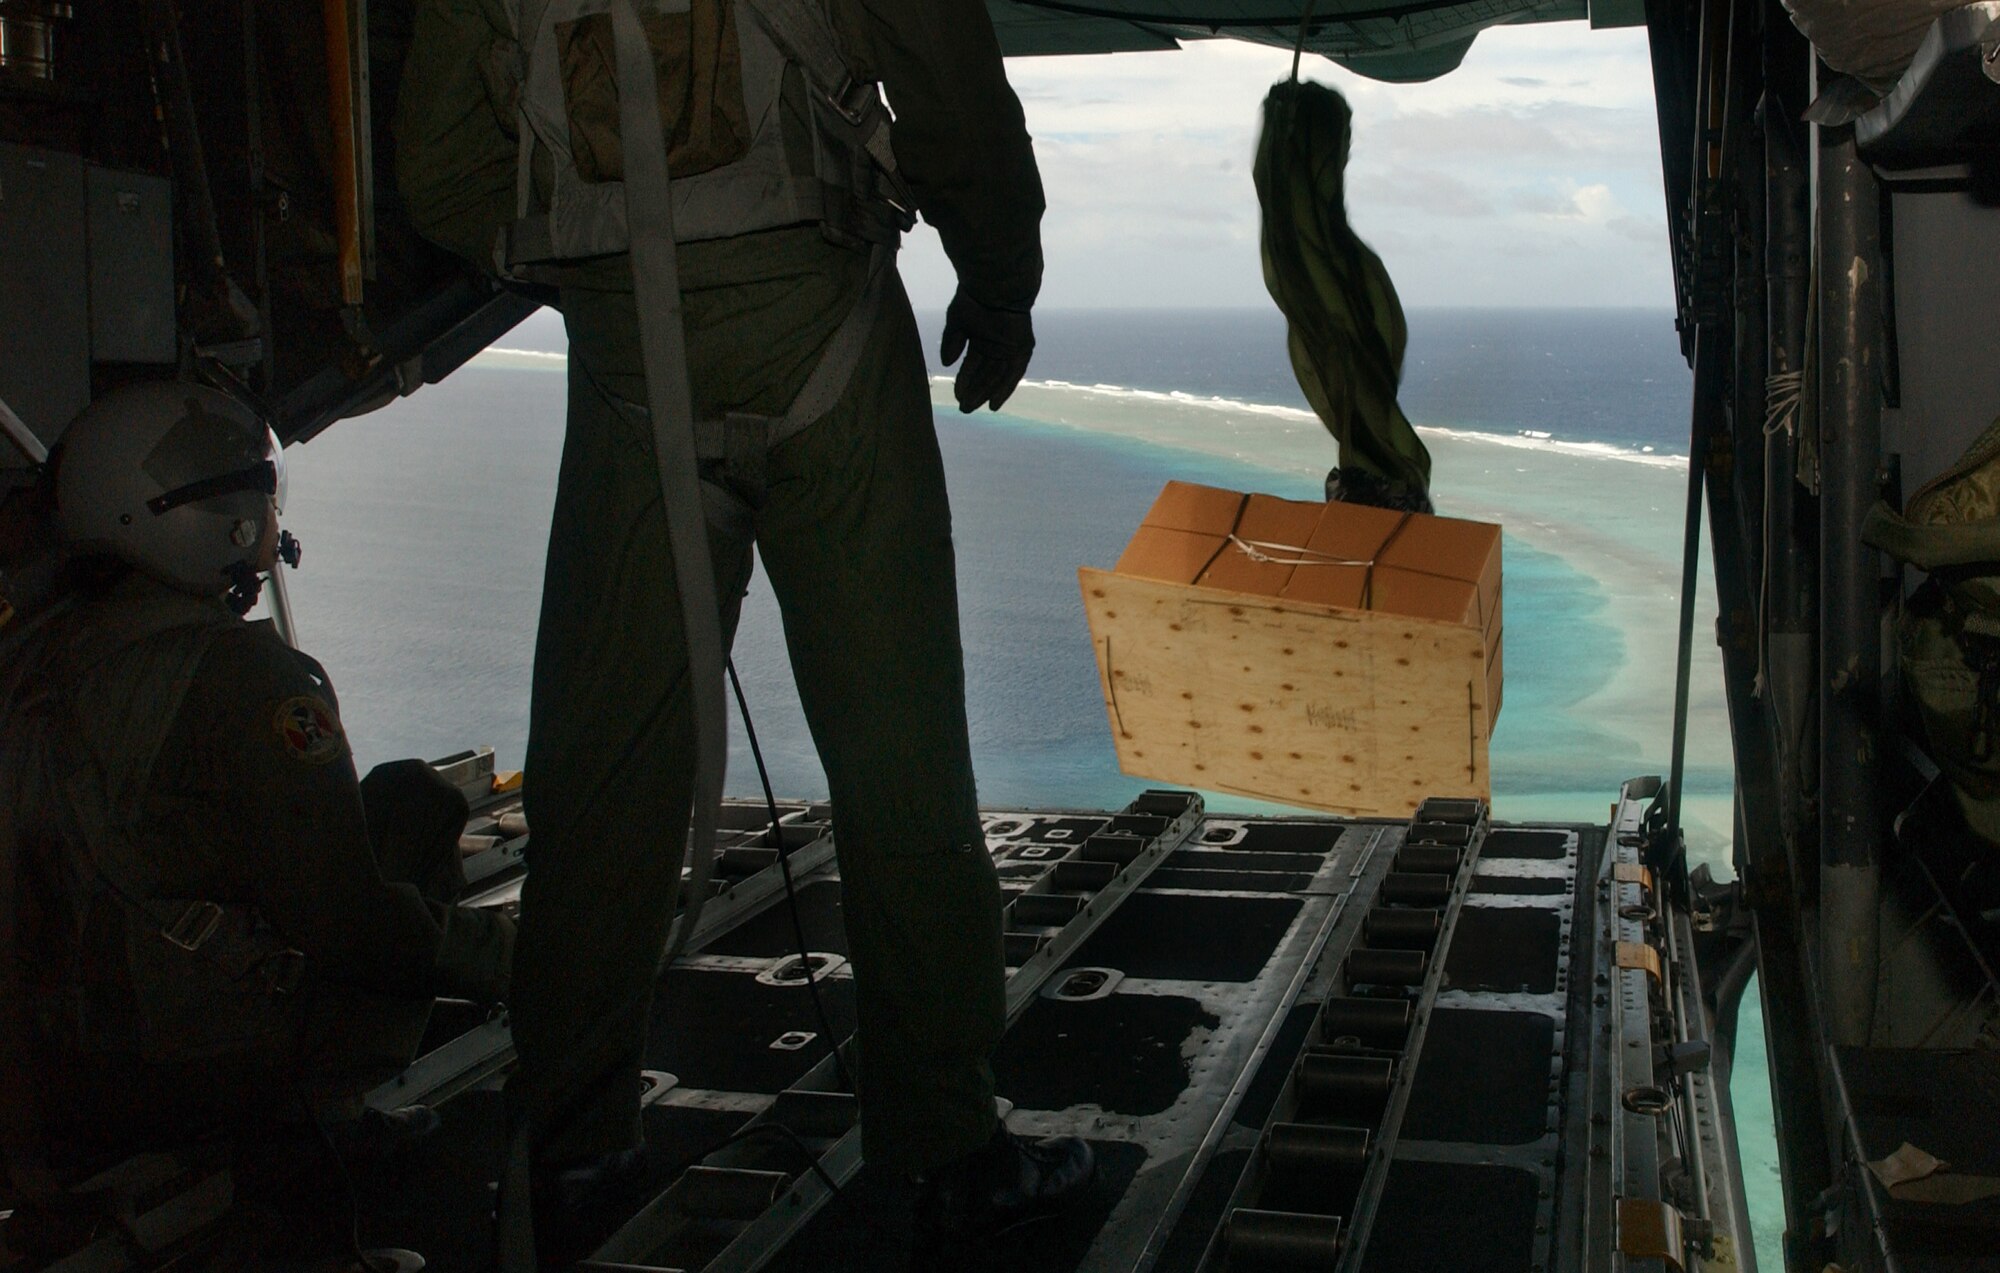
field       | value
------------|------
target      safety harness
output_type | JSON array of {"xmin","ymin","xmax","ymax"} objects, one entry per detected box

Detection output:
[
  {"xmin": 493, "ymin": 3, "xmax": 907, "ymax": 1264},
  {"xmin": 500, "ymin": 0, "xmax": 906, "ymax": 958}
]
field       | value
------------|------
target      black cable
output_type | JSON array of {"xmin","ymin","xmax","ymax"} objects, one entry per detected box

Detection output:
[
  {"xmin": 712, "ymin": 1124, "xmax": 847, "ymax": 1200},
  {"xmin": 726, "ymin": 658, "xmax": 854, "ymax": 1094}
]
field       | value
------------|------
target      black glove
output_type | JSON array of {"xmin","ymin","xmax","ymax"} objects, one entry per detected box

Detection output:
[{"xmin": 940, "ymin": 290, "xmax": 1034, "ymax": 414}]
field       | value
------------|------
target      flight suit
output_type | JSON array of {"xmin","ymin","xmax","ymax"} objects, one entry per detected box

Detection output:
[
  {"xmin": 396, "ymin": 0, "xmax": 1043, "ymax": 1172},
  {"xmin": 0, "ymin": 573, "xmax": 513, "ymax": 1167}
]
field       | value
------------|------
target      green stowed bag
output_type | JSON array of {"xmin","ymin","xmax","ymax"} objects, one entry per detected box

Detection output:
[{"xmin": 1864, "ymin": 417, "xmax": 2000, "ymax": 843}]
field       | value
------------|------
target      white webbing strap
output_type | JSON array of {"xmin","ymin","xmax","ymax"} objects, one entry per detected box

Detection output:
[
  {"xmin": 1225, "ymin": 534, "xmax": 1374, "ymax": 568},
  {"xmin": 607, "ymin": 0, "xmax": 729, "ymax": 1018},
  {"xmin": 496, "ymin": 3, "xmax": 730, "ymax": 1267}
]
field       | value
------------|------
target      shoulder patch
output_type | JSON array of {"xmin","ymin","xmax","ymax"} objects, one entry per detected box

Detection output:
[{"xmin": 273, "ymin": 695, "xmax": 346, "ymax": 765}]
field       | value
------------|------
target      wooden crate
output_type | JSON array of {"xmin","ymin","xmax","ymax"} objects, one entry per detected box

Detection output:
[{"xmin": 1078, "ymin": 482, "xmax": 1502, "ymax": 818}]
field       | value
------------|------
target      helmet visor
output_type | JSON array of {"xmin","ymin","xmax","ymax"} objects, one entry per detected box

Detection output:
[
  {"xmin": 145, "ymin": 457, "xmax": 278, "ymax": 517},
  {"xmin": 144, "ymin": 427, "xmax": 286, "ymax": 517}
]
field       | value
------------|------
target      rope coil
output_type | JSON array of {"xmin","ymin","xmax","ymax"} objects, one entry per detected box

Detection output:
[{"xmin": 1764, "ymin": 369, "xmax": 1803, "ymax": 438}]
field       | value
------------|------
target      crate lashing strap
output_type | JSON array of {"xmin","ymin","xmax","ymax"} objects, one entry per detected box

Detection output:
[
  {"xmin": 1225, "ymin": 534, "xmax": 1374, "ymax": 568},
  {"xmin": 497, "ymin": 3, "xmax": 728, "ymax": 1267}
]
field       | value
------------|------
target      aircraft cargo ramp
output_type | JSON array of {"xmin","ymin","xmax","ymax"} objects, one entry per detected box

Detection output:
[
  {"xmin": 325, "ymin": 776, "xmax": 1749, "ymax": 1273},
  {"xmin": 18, "ymin": 779, "xmax": 1751, "ymax": 1272}
]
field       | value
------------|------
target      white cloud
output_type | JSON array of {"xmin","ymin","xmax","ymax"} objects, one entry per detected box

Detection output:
[{"xmin": 900, "ymin": 21, "xmax": 1676, "ymax": 311}]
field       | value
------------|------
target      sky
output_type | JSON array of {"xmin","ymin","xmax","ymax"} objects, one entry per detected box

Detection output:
[{"xmin": 897, "ymin": 20, "xmax": 1676, "ymax": 311}]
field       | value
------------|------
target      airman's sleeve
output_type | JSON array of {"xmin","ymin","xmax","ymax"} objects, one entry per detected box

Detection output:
[
  {"xmin": 835, "ymin": 0, "xmax": 1046, "ymax": 311},
  {"xmin": 164, "ymin": 628, "xmax": 468, "ymax": 1000},
  {"xmin": 396, "ymin": 0, "xmax": 522, "ymax": 269}
]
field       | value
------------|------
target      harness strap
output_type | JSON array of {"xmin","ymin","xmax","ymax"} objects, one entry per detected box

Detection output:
[
  {"xmin": 504, "ymin": 178, "xmax": 834, "ymax": 271},
  {"xmin": 611, "ymin": 12, "xmax": 730, "ymax": 974},
  {"xmin": 691, "ymin": 241, "xmax": 892, "ymax": 509},
  {"xmin": 739, "ymin": 0, "xmax": 895, "ymax": 173},
  {"xmin": 1863, "ymin": 498, "xmax": 2000, "ymax": 572}
]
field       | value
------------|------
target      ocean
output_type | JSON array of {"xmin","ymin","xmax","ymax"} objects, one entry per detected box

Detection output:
[{"xmin": 277, "ymin": 304, "xmax": 1779, "ymax": 1266}]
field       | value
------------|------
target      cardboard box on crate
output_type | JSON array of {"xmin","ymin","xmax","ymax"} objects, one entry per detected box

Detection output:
[{"xmin": 1078, "ymin": 481, "xmax": 1503, "ymax": 818}]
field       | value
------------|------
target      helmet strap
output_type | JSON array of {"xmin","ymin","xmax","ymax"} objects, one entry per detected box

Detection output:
[{"xmin": 223, "ymin": 561, "xmax": 264, "ymax": 617}]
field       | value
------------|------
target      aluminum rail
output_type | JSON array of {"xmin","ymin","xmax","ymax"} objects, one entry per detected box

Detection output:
[
  {"xmin": 1815, "ymin": 114, "xmax": 1886, "ymax": 1048},
  {"xmin": 1129, "ymin": 826, "xmax": 1386, "ymax": 1270},
  {"xmin": 368, "ymin": 811, "xmax": 840, "ymax": 1113}
]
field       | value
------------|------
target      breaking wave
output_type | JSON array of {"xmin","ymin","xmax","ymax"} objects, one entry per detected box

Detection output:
[
  {"xmin": 1010, "ymin": 377, "xmax": 1322, "ymax": 423},
  {"xmin": 1416, "ymin": 424, "xmax": 1686, "ymax": 471},
  {"xmin": 466, "ymin": 352, "xmax": 1687, "ymax": 473},
  {"xmin": 936, "ymin": 376, "xmax": 1689, "ymax": 472},
  {"xmin": 473, "ymin": 346, "xmax": 569, "ymax": 368}
]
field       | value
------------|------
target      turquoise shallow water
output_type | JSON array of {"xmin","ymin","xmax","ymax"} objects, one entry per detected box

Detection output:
[{"xmin": 281, "ymin": 331, "xmax": 1780, "ymax": 1270}]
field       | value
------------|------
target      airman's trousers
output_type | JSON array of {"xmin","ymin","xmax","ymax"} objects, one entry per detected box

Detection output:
[{"xmin": 510, "ymin": 246, "xmax": 1006, "ymax": 1175}]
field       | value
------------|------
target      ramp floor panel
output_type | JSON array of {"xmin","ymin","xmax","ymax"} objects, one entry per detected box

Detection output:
[
  {"xmin": 994, "ymin": 993, "xmax": 1223, "ymax": 1117},
  {"xmin": 645, "ymin": 967, "xmax": 859, "ymax": 1094},
  {"xmin": 1443, "ymin": 905, "xmax": 1564, "ymax": 994},
  {"xmin": 1402, "ymin": 1008, "xmax": 1559, "ymax": 1144},
  {"xmin": 1067, "ymin": 893, "xmax": 1306, "ymax": 982},
  {"xmin": 1358, "ymin": 1161, "xmax": 1542, "ymax": 1272}
]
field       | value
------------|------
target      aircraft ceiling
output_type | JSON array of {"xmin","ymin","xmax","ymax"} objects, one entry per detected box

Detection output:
[{"xmin": 985, "ymin": 0, "xmax": 1646, "ymax": 81}]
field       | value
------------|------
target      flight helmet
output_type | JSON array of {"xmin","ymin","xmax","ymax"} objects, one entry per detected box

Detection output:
[{"xmin": 56, "ymin": 382, "xmax": 287, "ymax": 604}]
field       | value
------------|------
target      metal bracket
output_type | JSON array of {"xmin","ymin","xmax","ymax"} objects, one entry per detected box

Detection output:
[
  {"xmin": 1616, "ymin": 940, "xmax": 1664, "ymax": 985},
  {"xmin": 1617, "ymin": 1197, "xmax": 1686, "ymax": 1270},
  {"xmin": 1614, "ymin": 863, "xmax": 1654, "ymax": 890}
]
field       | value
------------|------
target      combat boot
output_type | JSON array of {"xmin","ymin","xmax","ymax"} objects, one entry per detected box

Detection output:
[
  {"xmin": 328, "ymin": 1105, "xmax": 441, "ymax": 1163},
  {"xmin": 526, "ymin": 1146, "xmax": 653, "ymax": 1268},
  {"xmin": 912, "ymin": 1124, "xmax": 1095, "ymax": 1252}
]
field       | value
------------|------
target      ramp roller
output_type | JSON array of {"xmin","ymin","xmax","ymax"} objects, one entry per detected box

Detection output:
[
  {"xmin": 1053, "ymin": 859, "xmax": 1117, "ymax": 890},
  {"xmin": 1295, "ymin": 1050, "xmax": 1394, "ymax": 1119},
  {"xmin": 765, "ymin": 1089, "xmax": 858, "ymax": 1138},
  {"xmin": 1391, "ymin": 844, "xmax": 1463, "ymax": 876},
  {"xmin": 1081, "ymin": 832, "xmax": 1148, "ymax": 864},
  {"xmin": 1010, "ymin": 892, "xmax": 1086, "ymax": 927},
  {"xmin": 1319, "ymin": 997, "xmax": 1412, "ymax": 1047},
  {"xmin": 1379, "ymin": 872, "xmax": 1452, "ymax": 906},
  {"xmin": 1225, "ymin": 1208, "xmax": 1344, "ymax": 1267},
  {"xmin": 1263, "ymin": 1122, "xmax": 1371, "ymax": 1174},
  {"xmin": 1362, "ymin": 907, "xmax": 1441, "ymax": 950},
  {"xmin": 1405, "ymin": 821, "xmax": 1472, "ymax": 847},
  {"xmin": 1345, "ymin": 947, "xmax": 1426, "ymax": 986}
]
